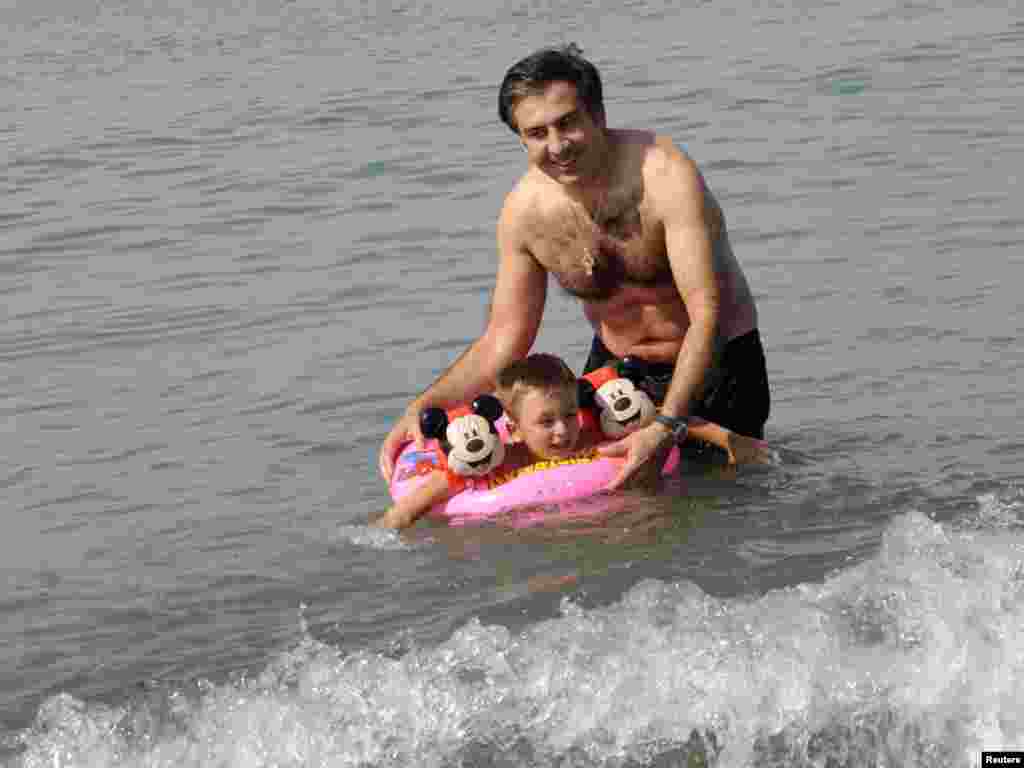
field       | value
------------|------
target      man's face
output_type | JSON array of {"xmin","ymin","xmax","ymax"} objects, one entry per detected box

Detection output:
[{"xmin": 512, "ymin": 81, "xmax": 605, "ymax": 185}]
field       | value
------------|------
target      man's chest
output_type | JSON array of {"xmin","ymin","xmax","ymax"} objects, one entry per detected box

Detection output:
[{"xmin": 526, "ymin": 193, "xmax": 668, "ymax": 286}]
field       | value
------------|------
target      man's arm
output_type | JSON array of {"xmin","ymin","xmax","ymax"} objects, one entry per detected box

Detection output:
[
  {"xmin": 414, "ymin": 197, "xmax": 548, "ymax": 408},
  {"xmin": 602, "ymin": 141, "xmax": 721, "ymax": 489},
  {"xmin": 651, "ymin": 140, "xmax": 721, "ymax": 423},
  {"xmin": 378, "ymin": 193, "xmax": 548, "ymax": 480}
]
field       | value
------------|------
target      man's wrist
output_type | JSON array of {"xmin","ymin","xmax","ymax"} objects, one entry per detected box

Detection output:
[
  {"xmin": 647, "ymin": 420, "xmax": 674, "ymax": 445},
  {"xmin": 652, "ymin": 413, "xmax": 688, "ymax": 444}
]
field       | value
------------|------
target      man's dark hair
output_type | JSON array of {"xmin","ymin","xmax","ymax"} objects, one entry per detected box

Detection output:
[{"xmin": 497, "ymin": 44, "xmax": 605, "ymax": 133}]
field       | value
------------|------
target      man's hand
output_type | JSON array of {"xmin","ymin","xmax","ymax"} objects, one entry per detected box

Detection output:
[
  {"xmin": 378, "ymin": 405, "xmax": 426, "ymax": 482},
  {"xmin": 597, "ymin": 422, "xmax": 676, "ymax": 491}
]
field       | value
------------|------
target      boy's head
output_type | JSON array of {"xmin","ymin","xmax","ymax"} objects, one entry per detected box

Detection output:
[{"xmin": 496, "ymin": 353, "xmax": 581, "ymax": 459}]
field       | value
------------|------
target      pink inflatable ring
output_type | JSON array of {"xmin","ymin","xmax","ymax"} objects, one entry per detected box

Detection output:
[{"xmin": 388, "ymin": 417, "xmax": 680, "ymax": 524}]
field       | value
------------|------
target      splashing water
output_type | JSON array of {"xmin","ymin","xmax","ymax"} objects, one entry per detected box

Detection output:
[{"xmin": 11, "ymin": 509, "xmax": 1024, "ymax": 768}]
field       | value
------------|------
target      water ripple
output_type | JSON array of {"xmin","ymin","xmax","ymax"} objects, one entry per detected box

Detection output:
[{"xmin": 3, "ymin": 0, "xmax": 1024, "ymax": 748}]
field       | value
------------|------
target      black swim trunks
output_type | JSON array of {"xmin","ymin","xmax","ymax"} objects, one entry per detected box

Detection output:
[{"xmin": 582, "ymin": 329, "xmax": 771, "ymax": 439}]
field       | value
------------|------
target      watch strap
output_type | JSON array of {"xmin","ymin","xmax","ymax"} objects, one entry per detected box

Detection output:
[{"xmin": 653, "ymin": 414, "xmax": 688, "ymax": 444}]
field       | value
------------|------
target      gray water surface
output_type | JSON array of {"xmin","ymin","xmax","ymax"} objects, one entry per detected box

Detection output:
[{"xmin": 3, "ymin": 1, "xmax": 1023, "ymax": 765}]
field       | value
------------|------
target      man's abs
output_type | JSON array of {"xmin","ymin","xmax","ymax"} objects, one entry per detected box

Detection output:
[
  {"xmin": 582, "ymin": 282, "xmax": 689, "ymax": 363},
  {"xmin": 581, "ymin": 242, "xmax": 757, "ymax": 361}
]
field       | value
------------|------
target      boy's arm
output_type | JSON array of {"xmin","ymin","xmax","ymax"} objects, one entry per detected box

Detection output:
[
  {"xmin": 373, "ymin": 471, "xmax": 455, "ymax": 529},
  {"xmin": 580, "ymin": 417, "xmax": 766, "ymax": 466},
  {"xmin": 686, "ymin": 418, "xmax": 770, "ymax": 465}
]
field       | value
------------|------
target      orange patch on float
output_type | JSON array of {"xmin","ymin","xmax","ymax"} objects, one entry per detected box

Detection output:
[{"xmin": 394, "ymin": 452, "xmax": 441, "ymax": 483}]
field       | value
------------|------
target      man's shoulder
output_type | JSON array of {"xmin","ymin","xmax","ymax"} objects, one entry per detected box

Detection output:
[
  {"xmin": 606, "ymin": 130, "xmax": 700, "ymax": 193},
  {"xmin": 642, "ymin": 134, "xmax": 699, "ymax": 178},
  {"xmin": 625, "ymin": 133, "xmax": 703, "ymax": 209},
  {"xmin": 499, "ymin": 170, "xmax": 560, "ymax": 231},
  {"xmin": 506, "ymin": 167, "xmax": 561, "ymax": 206},
  {"xmin": 501, "ymin": 172, "xmax": 537, "ymax": 213},
  {"xmin": 609, "ymin": 128, "xmax": 689, "ymax": 161}
]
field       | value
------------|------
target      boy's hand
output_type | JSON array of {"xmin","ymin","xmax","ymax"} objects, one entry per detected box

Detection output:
[
  {"xmin": 373, "ymin": 505, "xmax": 413, "ymax": 529},
  {"xmin": 598, "ymin": 423, "xmax": 674, "ymax": 491},
  {"xmin": 726, "ymin": 432, "xmax": 772, "ymax": 466}
]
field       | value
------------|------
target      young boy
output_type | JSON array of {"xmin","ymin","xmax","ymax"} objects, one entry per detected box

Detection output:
[
  {"xmin": 375, "ymin": 354, "xmax": 593, "ymax": 529},
  {"xmin": 374, "ymin": 353, "xmax": 768, "ymax": 529}
]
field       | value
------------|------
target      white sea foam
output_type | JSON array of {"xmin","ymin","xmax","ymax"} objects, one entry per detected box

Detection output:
[
  {"xmin": 12, "ymin": 510, "xmax": 1024, "ymax": 768},
  {"xmin": 967, "ymin": 489, "xmax": 1024, "ymax": 531},
  {"xmin": 331, "ymin": 524, "xmax": 423, "ymax": 551}
]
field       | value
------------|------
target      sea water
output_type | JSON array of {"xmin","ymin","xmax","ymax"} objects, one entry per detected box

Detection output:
[
  {"xmin": 4, "ymin": 0, "xmax": 1023, "ymax": 766},
  {"xmin": 11, "ymin": 506, "xmax": 1024, "ymax": 767}
]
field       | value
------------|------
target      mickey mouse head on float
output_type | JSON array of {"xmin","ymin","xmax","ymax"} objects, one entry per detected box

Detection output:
[
  {"xmin": 578, "ymin": 357, "xmax": 657, "ymax": 439},
  {"xmin": 419, "ymin": 395, "xmax": 507, "ymax": 477}
]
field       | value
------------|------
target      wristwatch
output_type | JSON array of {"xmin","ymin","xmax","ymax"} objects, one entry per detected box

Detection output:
[{"xmin": 652, "ymin": 413, "xmax": 688, "ymax": 444}]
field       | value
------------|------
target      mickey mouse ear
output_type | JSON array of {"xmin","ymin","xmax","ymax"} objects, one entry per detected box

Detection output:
[
  {"xmin": 618, "ymin": 356, "xmax": 648, "ymax": 380},
  {"xmin": 471, "ymin": 394, "xmax": 504, "ymax": 423},
  {"xmin": 420, "ymin": 408, "xmax": 449, "ymax": 440},
  {"xmin": 577, "ymin": 378, "xmax": 596, "ymax": 408}
]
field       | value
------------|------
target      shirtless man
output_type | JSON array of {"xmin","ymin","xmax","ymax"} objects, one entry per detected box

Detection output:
[{"xmin": 379, "ymin": 45, "xmax": 770, "ymax": 489}]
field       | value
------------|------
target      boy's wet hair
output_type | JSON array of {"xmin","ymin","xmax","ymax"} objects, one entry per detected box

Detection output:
[
  {"xmin": 496, "ymin": 353, "xmax": 578, "ymax": 418},
  {"xmin": 498, "ymin": 44, "xmax": 605, "ymax": 133}
]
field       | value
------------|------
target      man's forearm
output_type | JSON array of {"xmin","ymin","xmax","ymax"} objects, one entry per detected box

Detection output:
[
  {"xmin": 658, "ymin": 317, "xmax": 717, "ymax": 420},
  {"xmin": 414, "ymin": 331, "xmax": 525, "ymax": 411},
  {"xmin": 413, "ymin": 341, "xmax": 493, "ymax": 411}
]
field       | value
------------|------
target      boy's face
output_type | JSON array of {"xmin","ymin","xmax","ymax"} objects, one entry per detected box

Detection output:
[{"xmin": 508, "ymin": 385, "xmax": 581, "ymax": 460}]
